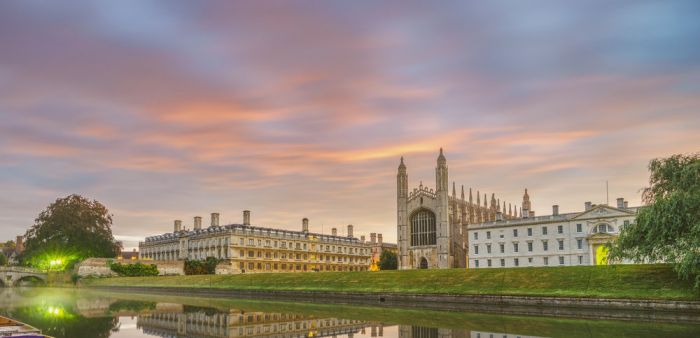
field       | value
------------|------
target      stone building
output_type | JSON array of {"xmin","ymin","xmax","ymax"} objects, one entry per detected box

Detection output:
[
  {"xmin": 139, "ymin": 211, "xmax": 378, "ymax": 273},
  {"xmin": 368, "ymin": 233, "xmax": 398, "ymax": 270},
  {"xmin": 468, "ymin": 196, "xmax": 638, "ymax": 268},
  {"xmin": 397, "ymin": 149, "xmax": 517, "ymax": 269}
]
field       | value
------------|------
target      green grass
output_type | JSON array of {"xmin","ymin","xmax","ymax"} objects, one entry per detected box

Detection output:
[{"xmin": 83, "ymin": 264, "xmax": 699, "ymax": 300}]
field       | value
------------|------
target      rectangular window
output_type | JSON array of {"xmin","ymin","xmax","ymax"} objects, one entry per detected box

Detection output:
[
  {"xmin": 513, "ymin": 229, "xmax": 518, "ymax": 237},
  {"xmin": 578, "ymin": 256, "xmax": 583, "ymax": 264},
  {"xmin": 558, "ymin": 240, "xmax": 564, "ymax": 250},
  {"xmin": 474, "ymin": 232, "xmax": 478, "ymax": 240},
  {"xmin": 577, "ymin": 239, "xmax": 583, "ymax": 249},
  {"xmin": 474, "ymin": 245, "xmax": 479, "ymax": 255},
  {"xmin": 576, "ymin": 223, "xmax": 582, "ymax": 232},
  {"xmin": 527, "ymin": 242, "xmax": 533, "ymax": 252},
  {"xmin": 559, "ymin": 256, "xmax": 565, "ymax": 265},
  {"xmin": 527, "ymin": 228, "xmax": 532, "ymax": 236},
  {"xmin": 500, "ymin": 259, "xmax": 505, "ymax": 267},
  {"xmin": 248, "ymin": 239, "xmax": 254, "ymax": 245},
  {"xmin": 486, "ymin": 231, "xmax": 491, "ymax": 239},
  {"xmin": 514, "ymin": 258, "xmax": 519, "ymax": 267},
  {"xmin": 528, "ymin": 257, "xmax": 533, "ymax": 264},
  {"xmin": 239, "ymin": 238, "xmax": 244, "ymax": 245},
  {"xmin": 486, "ymin": 244, "xmax": 492, "ymax": 254},
  {"xmin": 542, "ymin": 226, "xmax": 548, "ymax": 235},
  {"xmin": 544, "ymin": 257, "xmax": 549, "ymax": 266},
  {"xmin": 513, "ymin": 243, "xmax": 519, "ymax": 253},
  {"xmin": 500, "ymin": 244, "xmax": 505, "ymax": 253},
  {"xmin": 487, "ymin": 259, "xmax": 492, "ymax": 267},
  {"xmin": 475, "ymin": 260, "xmax": 479, "ymax": 268},
  {"xmin": 557, "ymin": 225, "xmax": 564, "ymax": 234},
  {"xmin": 543, "ymin": 241, "xmax": 548, "ymax": 251}
]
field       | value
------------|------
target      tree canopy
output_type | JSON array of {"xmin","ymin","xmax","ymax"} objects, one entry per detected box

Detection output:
[
  {"xmin": 0, "ymin": 252, "xmax": 7, "ymax": 266},
  {"xmin": 22, "ymin": 194, "xmax": 121, "ymax": 269},
  {"xmin": 378, "ymin": 250, "xmax": 398, "ymax": 270},
  {"xmin": 610, "ymin": 153, "xmax": 700, "ymax": 288}
]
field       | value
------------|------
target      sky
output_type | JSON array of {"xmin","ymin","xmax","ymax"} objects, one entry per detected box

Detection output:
[{"xmin": 1, "ymin": 1, "xmax": 699, "ymax": 249}]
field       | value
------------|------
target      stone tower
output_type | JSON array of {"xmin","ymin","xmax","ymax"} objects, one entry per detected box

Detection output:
[
  {"xmin": 397, "ymin": 156, "xmax": 409, "ymax": 270},
  {"xmin": 435, "ymin": 148, "xmax": 450, "ymax": 268}
]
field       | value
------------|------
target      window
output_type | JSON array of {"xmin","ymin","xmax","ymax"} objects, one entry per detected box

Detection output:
[
  {"xmin": 473, "ymin": 245, "xmax": 479, "ymax": 255},
  {"xmin": 487, "ymin": 259, "xmax": 492, "ymax": 267},
  {"xmin": 544, "ymin": 257, "xmax": 549, "ymax": 266},
  {"xmin": 513, "ymin": 243, "xmax": 519, "ymax": 252},
  {"xmin": 576, "ymin": 223, "xmax": 582, "ymax": 233},
  {"xmin": 527, "ymin": 242, "xmax": 533, "ymax": 252},
  {"xmin": 527, "ymin": 228, "xmax": 532, "ymax": 236},
  {"xmin": 475, "ymin": 260, "xmax": 479, "ymax": 268},
  {"xmin": 499, "ymin": 244, "xmax": 505, "ymax": 253},
  {"xmin": 474, "ymin": 232, "xmax": 478, "ymax": 240},
  {"xmin": 513, "ymin": 229, "xmax": 518, "ymax": 237},
  {"xmin": 557, "ymin": 225, "xmax": 563, "ymax": 234},
  {"xmin": 486, "ymin": 244, "xmax": 492, "ymax": 254},
  {"xmin": 486, "ymin": 231, "xmax": 491, "ymax": 239},
  {"xmin": 558, "ymin": 240, "xmax": 564, "ymax": 250},
  {"xmin": 500, "ymin": 259, "xmax": 505, "ymax": 267},
  {"xmin": 543, "ymin": 241, "xmax": 549, "ymax": 251},
  {"xmin": 239, "ymin": 238, "xmax": 244, "ymax": 245},
  {"xmin": 248, "ymin": 239, "xmax": 254, "ymax": 245},
  {"xmin": 578, "ymin": 256, "xmax": 583, "ymax": 264},
  {"xmin": 411, "ymin": 209, "xmax": 437, "ymax": 246},
  {"xmin": 542, "ymin": 226, "xmax": 548, "ymax": 235},
  {"xmin": 623, "ymin": 220, "xmax": 630, "ymax": 227},
  {"xmin": 514, "ymin": 258, "xmax": 519, "ymax": 267},
  {"xmin": 559, "ymin": 256, "xmax": 565, "ymax": 265},
  {"xmin": 577, "ymin": 239, "xmax": 583, "ymax": 249}
]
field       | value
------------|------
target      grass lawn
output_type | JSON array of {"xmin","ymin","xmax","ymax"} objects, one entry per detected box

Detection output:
[{"xmin": 83, "ymin": 264, "xmax": 699, "ymax": 301}]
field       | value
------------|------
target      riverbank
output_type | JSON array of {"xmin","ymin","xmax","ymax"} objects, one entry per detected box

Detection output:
[{"xmin": 84, "ymin": 264, "xmax": 698, "ymax": 301}]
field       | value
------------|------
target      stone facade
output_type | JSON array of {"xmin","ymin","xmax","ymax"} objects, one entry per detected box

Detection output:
[
  {"xmin": 139, "ymin": 212, "xmax": 378, "ymax": 274},
  {"xmin": 468, "ymin": 198, "xmax": 638, "ymax": 268},
  {"xmin": 397, "ymin": 149, "xmax": 517, "ymax": 269},
  {"xmin": 75, "ymin": 258, "xmax": 184, "ymax": 277}
]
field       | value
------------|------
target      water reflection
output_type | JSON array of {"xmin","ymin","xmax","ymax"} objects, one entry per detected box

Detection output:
[{"xmin": 0, "ymin": 288, "xmax": 699, "ymax": 338}]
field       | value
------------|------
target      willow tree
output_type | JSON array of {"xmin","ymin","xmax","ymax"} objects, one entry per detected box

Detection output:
[
  {"xmin": 22, "ymin": 194, "xmax": 121, "ymax": 269},
  {"xmin": 610, "ymin": 153, "xmax": 700, "ymax": 287}
]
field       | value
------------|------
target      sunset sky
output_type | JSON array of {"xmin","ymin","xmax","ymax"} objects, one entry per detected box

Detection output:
[{"xmin": 1, "ymin": 1, "xmax": 699, "ymax": 249}]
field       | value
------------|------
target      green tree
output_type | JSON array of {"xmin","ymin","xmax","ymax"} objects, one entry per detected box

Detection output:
[
  {"xmin": 0, "ymin": 252, "xmax": 7, "ymax": 266},
  {"xmin": 22, "ymin": 194, "xmax": 121, "ymax": 270},
  {"xmin": 610, "ymin": 153, "xmax": 700, "ymax": 288},
  {"xmin": 3, "ymin": 240, "xmax": 15, "ymax": 251},
  {"xmin": 378, "ymin": 250, "xmax": 398, "ymax": 270}
]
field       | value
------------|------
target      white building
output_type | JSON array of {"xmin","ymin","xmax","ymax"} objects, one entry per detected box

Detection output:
[{"xmin": 468, "ymin": 197, "xmax": 638, "ymax": 268}]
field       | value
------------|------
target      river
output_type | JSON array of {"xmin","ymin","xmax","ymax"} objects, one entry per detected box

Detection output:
[{"xmin": 0, "ymin": 288, "xmax": 698, "ymax": 338}]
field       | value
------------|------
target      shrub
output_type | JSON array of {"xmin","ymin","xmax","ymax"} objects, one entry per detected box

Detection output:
[
  {"xmin": 185, "ymin": 257, "xmax": 220, "ymax": 275},
  {"xmin": 109, "ymin": 261, "xmax": 159, "ymax": 277}
]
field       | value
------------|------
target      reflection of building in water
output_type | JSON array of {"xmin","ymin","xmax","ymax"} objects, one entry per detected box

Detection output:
[
  {"xmin": 469, "ymin": 333, "xmax": 543, "ymax": 338},
  {"xmin": 399, "ymin": 326, "xmax": 543, "ymax": 338},
  {"xmin": 137, "ymin": 309, "xmax": 370, "ymax": 338}
]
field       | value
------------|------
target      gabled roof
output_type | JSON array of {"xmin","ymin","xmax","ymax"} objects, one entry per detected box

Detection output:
[{"xmin": 571, "ymin": 204, "xmax": 636, "ymax": 220}]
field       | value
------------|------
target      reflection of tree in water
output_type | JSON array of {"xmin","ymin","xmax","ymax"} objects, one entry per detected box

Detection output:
[
  {"xmin": 3, "ymin": 303, "xmax": 120, "ymax": 338},
  {"xmin": 183, "ymin": 304, "xmax": 223, "ymax": 316},
  {"xmin": 108, "ymin": 300, "xmax": 157, "ymax": 313}
]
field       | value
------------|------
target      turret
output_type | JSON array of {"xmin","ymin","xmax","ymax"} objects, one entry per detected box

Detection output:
[
  {"xmin": 243, "ymin": 210, "xmax": 251, "ymax": 226},
  {"xmin": 194, "ymin": 216, "xmax": 202, "ymax": 230},
  {"xmin": 211, "ymin": 212, "xmax": 219, "ymax": 227},
  {"xmin": 302, "ymin": 218, "xmax": 309, "ymax": 233},
  {"xmin": 347, "ymin": 224, "xmax": 354, "ymax": 238},
  {"xmin": 522, "ymin": 188, "xmax": 531, "ymax": 219},
  {"xmin": 174, "ymin": 220, "xmax": 182, "ymax": 232}
]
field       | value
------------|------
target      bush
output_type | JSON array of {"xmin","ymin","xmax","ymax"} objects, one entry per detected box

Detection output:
[
  {"xmin": 185, "ymin": 257, "xmax": 220, "ymax": 275},
  {"xmin": 109, "ymin": 261, "xmax": 159, "ymax": 277}
]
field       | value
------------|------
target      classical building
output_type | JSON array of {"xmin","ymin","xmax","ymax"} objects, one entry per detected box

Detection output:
[
  {"xmin": 367, "ymin": 233, "xmax": 398, "ymax": 270},
  {"xmin": 139, "ymin": 211, "xmax": 379, "ymax": 273},
  {"xmin": 397, "ymin": 149, "xmax": 517, "ymax": 269},
  {"xmin": 468, "ymin": 196, "xmax": 638, "ymax": 268}
]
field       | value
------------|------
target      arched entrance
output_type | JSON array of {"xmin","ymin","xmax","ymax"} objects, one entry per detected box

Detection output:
[{"xmin": 419, "ymin": 257, "xmax": 428, "ymax": 269}]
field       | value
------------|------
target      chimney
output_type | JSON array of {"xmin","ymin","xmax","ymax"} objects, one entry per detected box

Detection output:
[
  {"xmin": 360, "ymin": 235, "xmax": 365, "ymax": 243},
  {"xmin": 529, "ymin": 211, "xmax": 535, "ymax": 218},
  {"xmin": 243, "ymin": 210, "xmax": 251, "ymax": 226},
  {"xmin": 624, "ymin": 201, "xmax": 629, "ymax": 208},
  {"xmin": 302, "ymin": 218, "xmax": 309, "ymax": 233},
  {"xmin": 495, "ymin": 211, "xmax": 503, "ymax": 221},
  {"xmin": 174, "ymin": 220, "xmax": 182, "ymax": 232},
  {"xmin": 585, "ymin": 201, "xmax": 592, "ymax": 211},
  {"xmin": 347, "ymin": 224, "xmax": 354, "ymax": 238},
  {"xmin": 552, "ymin": 205, "xmax": 559, "ymax": 216},
  {"xmin": 332, "ymin": 227, "xmax": 337, "ymax": 236},
  {"xmin": 616, "ymin": 198, "xmax": 624, "ymax": 209},
  {"xmin": 15, "ymin": 236, "xmax": 24, "ymax": 253},
  {"xmin": 211, "ymin": 213, "xmax": 219, "ymax": 227},
  {"xmin": 378, "ymin": 233, "xmax": 383, "ymax": 244},
  {"xmin": 370, "ymin": 233, "xmax": 377, "ymax": 244},
  {"xmin": 194, "ymin": 216, "xmax": 202, "ymax": 230}
]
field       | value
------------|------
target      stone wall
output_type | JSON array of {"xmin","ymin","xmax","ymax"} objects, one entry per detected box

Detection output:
[{"xmin": 76, "ymin": 258, "xmax": 184, "ymax": 277}]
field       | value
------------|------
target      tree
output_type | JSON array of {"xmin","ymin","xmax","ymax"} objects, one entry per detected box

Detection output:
[
  {"xmin": 378, "ymin": 250, "xmax": 398, "ymax": 270},
  {"xmin": 22, "ymin": 194, "xmax": 121, "ymax": 270},
  {"xmin": 610, "ymin": 153, "xmax": 700, "ymax": 288},
  {"xmin": 0, "ymin": 252, "xmax": 7, "ymax": 266},
  {"xmin": 3, "ymin": 240, "xmax": 15, "ymax": 251}
]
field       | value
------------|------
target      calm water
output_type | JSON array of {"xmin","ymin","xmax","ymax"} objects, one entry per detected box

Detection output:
[{"xmin": 0, "ymin": 288, "xmax": 698, "ymax": 338}]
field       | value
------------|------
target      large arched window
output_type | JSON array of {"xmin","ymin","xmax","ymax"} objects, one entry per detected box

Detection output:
[{"xmin": 411, "ymin": 209, "xmax": 436, "ymax": 246}]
